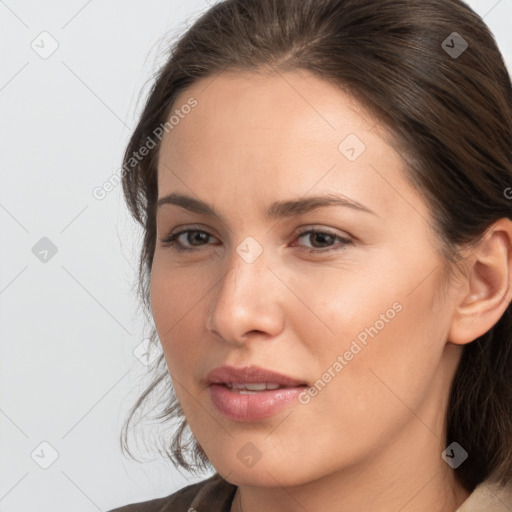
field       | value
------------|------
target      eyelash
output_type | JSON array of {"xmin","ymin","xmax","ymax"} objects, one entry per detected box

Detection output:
[{"xmin": 159, "ymin": 227, "xmax": 353, "ymax": 254}]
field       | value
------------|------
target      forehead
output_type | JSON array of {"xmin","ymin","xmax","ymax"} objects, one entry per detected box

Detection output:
[
  {"xmin": 156, "ymin": 69, "xmax": 428, "ymax": 223},
  {"xmin": 163, "ymin": 69, "xmax": 378, "ymax": 159}
]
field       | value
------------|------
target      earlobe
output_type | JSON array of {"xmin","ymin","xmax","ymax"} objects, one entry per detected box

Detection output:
[{"xmin": 448, "ymin": 218, "xmax": 512, "ymax": 346}]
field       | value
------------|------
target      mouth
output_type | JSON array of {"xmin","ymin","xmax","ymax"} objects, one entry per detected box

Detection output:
[
  {"xmin": 219, "ymin": 382, "xmax": 307, "ymax": 393},
  {"xmin": 205, "ymin": 364, "xmax": 309, "ymax": 421},
  {"xmin": 205, "ymin": 364, "xmax": 308, "ymax": 388}
]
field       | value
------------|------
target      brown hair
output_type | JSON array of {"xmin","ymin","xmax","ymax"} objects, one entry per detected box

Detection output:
[{"xmin": 120, "ymin": 0, "xmax": 512, "ymax": 492}]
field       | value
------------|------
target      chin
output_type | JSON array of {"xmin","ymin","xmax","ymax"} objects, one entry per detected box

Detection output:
[{"xmin": 214, "ymin": 457, "xmax": 316, "ymax": 488}]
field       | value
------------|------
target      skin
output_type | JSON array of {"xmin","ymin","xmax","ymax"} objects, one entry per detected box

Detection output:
[{"xmin": 150, "ymin": 69, "xmax": 512, "ymax": 512}]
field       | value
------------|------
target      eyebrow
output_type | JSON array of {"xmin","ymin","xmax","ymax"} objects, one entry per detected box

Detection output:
[{"xmin": 156, "ymin": 192, "xmax": 378, "ymax": 221}]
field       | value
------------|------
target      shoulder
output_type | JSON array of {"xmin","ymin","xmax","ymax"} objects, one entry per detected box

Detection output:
[
  {"xmin": 456, "ymin": 477, "xmax": 512, "ymax": 512},
  {"xmin": 107, "ymin": 472, "xmax": 238, "ymax": 512}
]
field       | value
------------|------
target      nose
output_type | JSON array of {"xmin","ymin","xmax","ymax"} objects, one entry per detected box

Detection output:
[{"xmin": 206, "ymin": 242, "xmax": 285, "ymax": 345}]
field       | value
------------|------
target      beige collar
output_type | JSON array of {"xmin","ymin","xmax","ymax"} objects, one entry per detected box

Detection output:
[{"xmin": 455, "ymin": 479, "xmax": 512, "ymax": 512}]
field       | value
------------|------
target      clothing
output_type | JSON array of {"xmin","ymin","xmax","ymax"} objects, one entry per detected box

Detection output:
[
  {"xmin": 108, "ymin": 472, "xmax": 512, "ymax": 512},
  {"xmin": 455, "ymin": 478, "xmax": 512, "ymax": 512},
  {"xmin": 107, "ymin": 473, "xmax": 236, "ymax": 512}
]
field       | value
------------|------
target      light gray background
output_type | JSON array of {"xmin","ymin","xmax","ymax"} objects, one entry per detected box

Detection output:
[{"xmin": 1, "ymin": 1, "xmax": 511, "ymax": 511}]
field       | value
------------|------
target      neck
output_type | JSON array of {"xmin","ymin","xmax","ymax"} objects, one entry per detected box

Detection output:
[
  {"xmin": 232, "ymin": 464, "xmax": 469, "ymax": 512},
  {"xmin": 230, "ymin": 419, "xmax": 471, "ymax": 512}
]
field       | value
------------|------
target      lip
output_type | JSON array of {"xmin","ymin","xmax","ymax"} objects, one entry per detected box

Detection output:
[
  {"xmin": 206, "ymin": 365, "xmax": 307, "ymax": 387},
  {"xmin": 206, "ymin": 365, "xmax": 308, "ymax": 422}
]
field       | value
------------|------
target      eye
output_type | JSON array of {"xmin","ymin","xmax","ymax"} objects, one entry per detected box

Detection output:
[
  {"xmin": 159, "ymin": 228, "xmax": 218, "ymax": 251},
  {"xmin": 291, "ymin": 228, "xmax": 353, "ymax": 253},
  {"xmin": 159, "ymin": 226, "xmax": 353, "ymax": 254}
]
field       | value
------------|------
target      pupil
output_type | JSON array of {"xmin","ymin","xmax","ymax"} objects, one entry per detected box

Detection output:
[
  {"xmin": 312, "ymin": 233, "xmax": 333, "ymax": 247},
  {"xmin": 190, "ymin": 231, "xmax": 208, "ymax": 245}
]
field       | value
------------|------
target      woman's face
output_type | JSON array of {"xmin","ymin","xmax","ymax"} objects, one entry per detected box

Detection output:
[{"xmin": 151, "ymin": 69, "xmax": 464, "ymax": 487}]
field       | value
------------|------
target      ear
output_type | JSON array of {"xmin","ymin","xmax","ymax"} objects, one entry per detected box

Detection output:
[{"xmin": 448, "ymin": 218, "xmax": 512, "ymax": 346}]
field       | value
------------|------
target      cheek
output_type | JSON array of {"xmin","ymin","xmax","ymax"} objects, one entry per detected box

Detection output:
[
  {"xmin": 149, "ymin": 261, "xmax": 206, "ymax": 377},
  {"xmin": 319, "ymin": 295, "xmax": 445, "ymax": 435},
  {"xmin": 291, "ymin": 261, "xmax": 445, "ymax": 404},
  {"xmin": 284, "ymin": 261, "xmax": 403, "ymax": 345}
]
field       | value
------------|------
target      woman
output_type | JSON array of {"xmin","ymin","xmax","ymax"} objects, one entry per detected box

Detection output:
[{"xmin": 109, "ymin": 0, "xmax": 512, "ymax": 510}]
